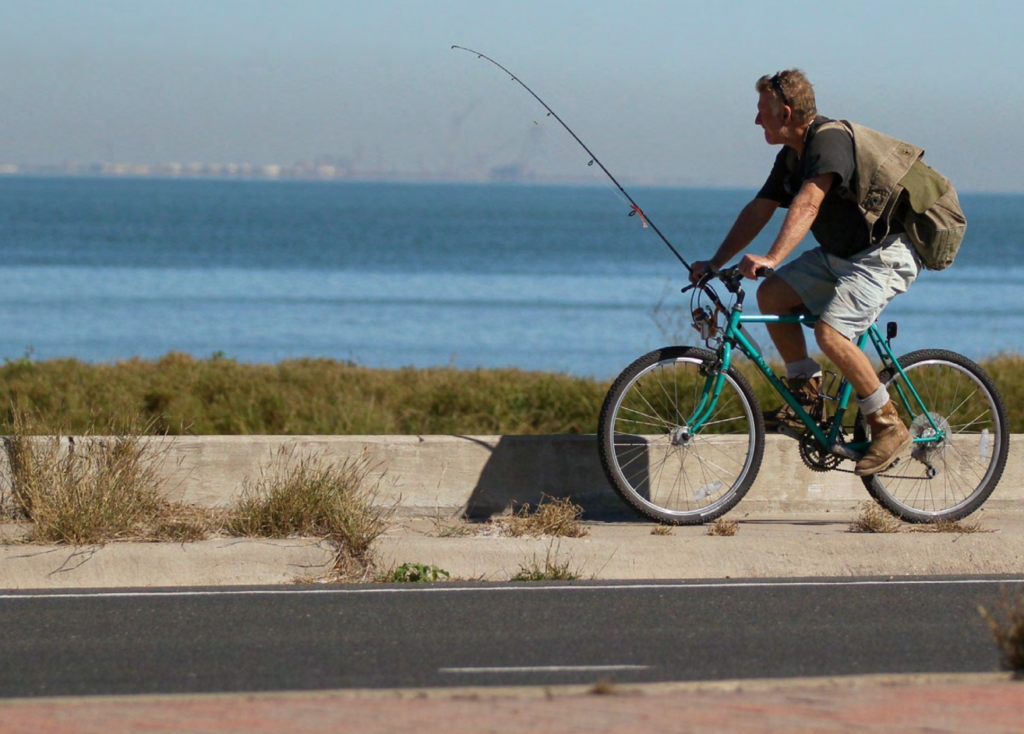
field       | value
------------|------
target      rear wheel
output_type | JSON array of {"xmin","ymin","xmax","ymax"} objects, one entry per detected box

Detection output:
[
  {"xmin": 857, "ymin": 349, "xmax": 1008, "ymax": 522},
  {"xmin": 598, "ymin": 346, "xmax": 765, "ymax": 524}
]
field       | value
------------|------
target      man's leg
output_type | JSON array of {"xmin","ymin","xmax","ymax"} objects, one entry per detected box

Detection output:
[
  {"xmin": 757, "ymin": 275, "xmax": 827, "ymax": 430},
  {"xmin": 815, "ymin": 320, "xmax": 910, "ymax": 475},
  {"xmin": 757, "ymin": 275, "xmax": 810, "ymax": 363},
  {"xmin": 813, "ymin": 321, "xmax": 878, "ymax": 396}
]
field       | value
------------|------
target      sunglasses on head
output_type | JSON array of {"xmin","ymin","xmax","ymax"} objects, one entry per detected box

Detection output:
[{"xmin": 769, "ymin": 73, "xmax": 792, "ymax": 109}]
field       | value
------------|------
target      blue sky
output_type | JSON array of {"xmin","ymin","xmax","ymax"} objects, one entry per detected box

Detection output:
[{"xmin": 1, "ymin": 1, "xmax": 1021, "ymax": 191}]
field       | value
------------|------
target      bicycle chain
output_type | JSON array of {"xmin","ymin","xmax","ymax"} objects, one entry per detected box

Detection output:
[
  {"xmin": 786, "ymin": 425, "xmax": 928, "ymax": 479},
  {"xmin": 798, "ymin": 435, "xmax": 926, "ymax": 479}
]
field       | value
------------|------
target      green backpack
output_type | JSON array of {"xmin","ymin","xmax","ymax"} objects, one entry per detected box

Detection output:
[{"xmin": 819, "ymin": 119, "xmax": 966, "ymax": 271}]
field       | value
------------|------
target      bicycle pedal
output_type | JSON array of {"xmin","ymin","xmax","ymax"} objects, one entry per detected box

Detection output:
[{"xmin": 830, "ymin": 443, "xmax": 863, "ymax": 461}]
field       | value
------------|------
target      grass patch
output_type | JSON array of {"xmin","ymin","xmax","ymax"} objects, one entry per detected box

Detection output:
[
  {"xmin": 498, "ymin": 496, "xmax": 589, "ymax": 538},
  {"xmin": 511, "ymin": 542, "xmax": 584, "ymax": 581},
  {"xmin": 511, "ymin": 558, "xmax": 582, "ymax": 582},
  {"xmin": 979, "ymin": 590, "xmax": 1024, "ymax": 676},
  {"xmin": 0, "ymin": 479, "xmax": 19, "ymax": 523},
  {"xmin": 4, "ymin": 352, "xmax": 1024, "ymax": 435},
  {"xmin": 849, "ymin": 502, "xmax": 902, "ymax": 533},
  {"xmin": 707, "ymin": 518, "xmax": 739, "ymax": 536},
  {"xmin": 0, "ymin": 354, "xmax": 608, "ymax": 436},
  {"xmin": 151, "ymin": 504, "xmax": 225, "ymax": 542},
  {"xmin": 226, "ymin": 447, "xmax": 391, "ymax": 562},
  {"xmin": 1, "ymin": 412, "xmax": 194, "ymax": 545}
]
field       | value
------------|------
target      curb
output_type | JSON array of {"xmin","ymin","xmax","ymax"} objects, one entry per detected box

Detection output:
[
  {"xmin": 2, "ymin": 435, "xmax": 1020, "ymax": 589},
  {"xmin": 139, "ymin": 434, "xmax": 1024, "ymax": 517}
]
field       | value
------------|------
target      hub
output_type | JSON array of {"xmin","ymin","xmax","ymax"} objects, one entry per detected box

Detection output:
[{"xmin": 670, "ymin": 425, "xmax": 692, "ymax": 446}]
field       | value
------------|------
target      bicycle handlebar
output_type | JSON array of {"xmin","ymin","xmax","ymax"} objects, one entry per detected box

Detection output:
[{"xmin": 681, "ymin": 264, "xmax": 774, "ymax": 299}]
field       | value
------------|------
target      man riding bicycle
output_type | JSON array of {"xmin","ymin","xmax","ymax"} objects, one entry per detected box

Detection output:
[{"xmin": 690, "ymin": 69, "xmax": 918, "ymax": 477}]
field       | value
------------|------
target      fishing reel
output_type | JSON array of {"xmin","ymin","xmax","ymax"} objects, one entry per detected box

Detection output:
[
  {"xmin": 687, "ymin": 277, "xmax": 729, "ymax": 348},
  {"xmin": 691, "ymin": 305, "xmax": 723, "ymax": 344}
]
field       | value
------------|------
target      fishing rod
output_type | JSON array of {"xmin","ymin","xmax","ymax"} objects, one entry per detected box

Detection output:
[{"xmin": 451, "ymin": 45, "xmax": 691, "ymax": 272}]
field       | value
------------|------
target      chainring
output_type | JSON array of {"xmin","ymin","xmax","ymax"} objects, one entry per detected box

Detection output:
[{"xmin": 798, "ymin": 431, "xmax": 844, "ymax": 472}]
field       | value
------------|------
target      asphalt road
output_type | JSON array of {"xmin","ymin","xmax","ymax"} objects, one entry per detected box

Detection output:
[{"xmin": 1, "ymin": 576, "xmax": 1021, "ymax": 699}]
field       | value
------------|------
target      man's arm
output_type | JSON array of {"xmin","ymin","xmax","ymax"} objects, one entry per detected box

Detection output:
[
  {"xmin": 690, "ymin": 197, "xmax": 778, "ymax": 282},
  {"xmin": 738, "ymin": 173, "xmax": 834, "ymax": 278}
]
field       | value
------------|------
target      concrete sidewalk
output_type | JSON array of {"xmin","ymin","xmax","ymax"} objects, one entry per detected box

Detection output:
[{"xmin": 3, "ymin": 510, "xmax": 1024, "ymax": 588}]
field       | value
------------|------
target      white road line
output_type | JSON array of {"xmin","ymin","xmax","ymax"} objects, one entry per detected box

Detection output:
[
  {"xmin": 439, "ymin": 665, "xmax": 651, "ymax": 674},
  {"xmin": 1, "ymin": 577, "xmax": 1022, "ymax": 601}
]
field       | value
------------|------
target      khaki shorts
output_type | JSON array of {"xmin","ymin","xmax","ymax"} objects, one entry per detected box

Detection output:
[{"xmin": 775, "ymin": 234, "xmax": 920, "ymax": 340}]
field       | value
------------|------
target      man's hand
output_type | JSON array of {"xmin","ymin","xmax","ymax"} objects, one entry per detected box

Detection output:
[
  {"xmin": 738, "ymin": 253, "xmax": 776, "ymax": 280},
  {"xmin": 689, "ymin": 260, "xmax": 718, "ymax": 284}
]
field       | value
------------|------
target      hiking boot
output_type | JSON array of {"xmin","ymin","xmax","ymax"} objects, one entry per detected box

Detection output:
[
  {"xmin": 763, "ymin": 374, "xmax": 827, "ymax": 432},
  {"xmin": 855, "ymin": 400, "xmax": 912, "ymax": 476}
]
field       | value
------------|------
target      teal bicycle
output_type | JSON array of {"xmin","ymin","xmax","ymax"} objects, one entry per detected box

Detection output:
[{"xmin": 597, "ymin": 266, "xmax": 1009, "ymax": 525}]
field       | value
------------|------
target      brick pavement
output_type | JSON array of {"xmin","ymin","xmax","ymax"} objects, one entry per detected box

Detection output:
[{"xmin": 2, "ymin": 675, "xmax": 1021, "ymax": 734}]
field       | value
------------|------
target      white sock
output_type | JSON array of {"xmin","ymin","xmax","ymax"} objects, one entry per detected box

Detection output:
[
  {"xmin": 785, "ymin": 358, "xmax": 822, "ymax": 381},
  {"xmin": 856, "ymin": 385, "xmax": 890, "ymax": 416}
]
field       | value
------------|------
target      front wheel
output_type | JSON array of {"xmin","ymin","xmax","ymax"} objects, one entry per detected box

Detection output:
[
  {"xmin": 597, "ymin": 346, "xmax": 765, "ymax": 524},
  {"xmin": 857, "ymin": 349, "xmax": 1009, "ymax": 522}
]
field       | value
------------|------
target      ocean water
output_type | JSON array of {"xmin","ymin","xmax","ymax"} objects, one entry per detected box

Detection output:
[{"xmin": 0, "ymin": 176, "xmax": 1019, "ymax": 379}]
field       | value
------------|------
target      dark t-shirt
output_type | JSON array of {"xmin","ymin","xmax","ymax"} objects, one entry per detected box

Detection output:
[{"xmin": 756, "ymin": 116, "xmax": 871, "ymax": 258}]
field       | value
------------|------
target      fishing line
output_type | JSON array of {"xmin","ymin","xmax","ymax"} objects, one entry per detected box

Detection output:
[{"xmin": 452, "ymin": 45, "xmax": 691, "ymax": 272}]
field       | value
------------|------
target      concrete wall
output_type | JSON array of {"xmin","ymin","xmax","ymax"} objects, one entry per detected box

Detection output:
[{"xmin": 136, "ymin": 434, "xmax": 1022, "ymax": 519}]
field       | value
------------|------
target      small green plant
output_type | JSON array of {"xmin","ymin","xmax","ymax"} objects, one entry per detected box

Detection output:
[
  {"xmin": 390, "ymin": 562, "xmax": 451, "ymax": 583},
  {"xmin": 979, "ymin": 590, "xmax": 1024, "ymax": 675},
  {"xmin": 707, "ymin": 518, "xmax": 739, "ymax": 536},
  {"xmin": 227, "ymin": 447, "xmax": 391, "ymax": 561},
  {"xmin": 849, "ymin": 501, "xmax": 902, "ymax": 533}
]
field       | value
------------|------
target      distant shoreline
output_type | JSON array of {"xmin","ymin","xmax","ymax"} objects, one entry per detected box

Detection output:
[{"xmin": 1, "ymin": 170, "xmax": 1020, "ymax": 197}]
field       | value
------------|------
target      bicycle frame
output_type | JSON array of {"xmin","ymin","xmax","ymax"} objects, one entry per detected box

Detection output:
[{"xmin": 688, "ymin": 292, "xmax": 946, "ymax": 455}]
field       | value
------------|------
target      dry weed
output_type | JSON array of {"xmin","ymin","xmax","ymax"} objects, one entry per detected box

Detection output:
[
  {"xmin": 430, "ymin": 507, "xmax": 474, "ymax": 538},
  {"xmin": 227, "ymin": 447, "xmax": 391, "ymax": 560},
  {"xmin": 590, "ymin": 678, "xmax": 618, "ymax": 695},
  {"xmin": 913, "ymin": 517, "xmax": 986, "ymax": 534},
  {"xmin": 849, "ymin": 502, "xmax": 902, "ymax": 533},
  {"xmin": 650, "ymin": 525, "xmax": 673, "ymax": 536},
  {"xmin": 151, "ymin": 504, "xmax": 226, "ymax": 542},
  {"xmin": 979, "ymin": 589, "xmax": 1024, "ymax": 675},
  {"xmin": 2, "ymin": 413, "xmax": 179, "ymax": 544},
  {"xmin": 707, "ymin": 518, "xmax": 739, "ymax": 536},
  {"xmin": 499, "ymin": 496, "xmax": 589, "ymax": 538}
]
